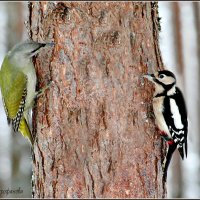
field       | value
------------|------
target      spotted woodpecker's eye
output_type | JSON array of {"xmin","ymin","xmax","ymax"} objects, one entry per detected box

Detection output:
[{"xmin": 159, "ymin": 74, "xmax": 165, "ymax": 79}]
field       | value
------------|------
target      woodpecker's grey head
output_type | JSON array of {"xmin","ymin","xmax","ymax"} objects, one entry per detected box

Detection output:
[
  {"xmin": 6, "ymin": 41, "xmax": 54, "ymax": 68},
  {"xmin": 7, "ymin": 41, "xmax": 49, "ymax": 59},
  {"xmin": 143, "ymin": 70, "xmax": 176, "ymax": 96}
]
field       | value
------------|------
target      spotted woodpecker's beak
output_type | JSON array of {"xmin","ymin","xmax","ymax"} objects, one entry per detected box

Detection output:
[{"xmin": 142, "ymin": 73, "xmax": 155, "ymax": 82}]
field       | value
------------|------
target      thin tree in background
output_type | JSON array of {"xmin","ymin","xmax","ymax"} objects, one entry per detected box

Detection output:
[
  {"xmin": 170, "ymin": 2, "xmax": 185, "ymax": 198},
  {"xmin": 193, "ymin": 2, "xmax": 200, "ymax": 197},
  {"xmin": 28, "ymin": 2, "xmax": 166, "ymax": 198}
]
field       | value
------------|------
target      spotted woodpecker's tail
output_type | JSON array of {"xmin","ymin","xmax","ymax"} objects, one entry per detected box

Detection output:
[
  {"xmin": 177, "ymin": 140, "xmax": 187, "ymax": 160},
  {"xmin": 162, "ymin": 142, "xmax": 177, "ymax": 182},
  {"xmin": 178, "ymin": 144, "xmax": 184, "ymax": 160},
  {"xmin": 185, "ymin": 139, "xmax": 188, "ymax": 158}
]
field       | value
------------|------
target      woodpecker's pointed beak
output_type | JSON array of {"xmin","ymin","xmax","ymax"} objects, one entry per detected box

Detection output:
[
  {"xmin": 45, "ymin": 42, "xmax": 55, "ymax": 47},
  {"xmin": 142, "ymin": 73, "xmax": 155, "ymax": 82}
]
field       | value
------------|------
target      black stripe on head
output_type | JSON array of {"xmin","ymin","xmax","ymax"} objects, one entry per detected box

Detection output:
[
  {"xmin": 27, "ymin": 43, "xmax": 46, "ymax": 58},
  {"xmin": 153, "ymin": 71, "xmax": 176, "ymax": 97},
  {"xmin": 158, "ymin": 70, "xmax": 176, "ymax": 81},
  {"xmin": 153, "ymin": 78, "xmax": 174, "ymax": 89},
  {"xmin": 154, "ymin": 70, "xmax": 176, "ymax": 87},
  {"xmin": 31, "ymin": 43, "xmax": 46, "ymax": 54}
]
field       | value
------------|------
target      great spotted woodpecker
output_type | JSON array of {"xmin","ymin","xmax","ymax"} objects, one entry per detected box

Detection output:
[{"xmin": 143, "ymin": 70, "xmax": 188, "ymax": 181}]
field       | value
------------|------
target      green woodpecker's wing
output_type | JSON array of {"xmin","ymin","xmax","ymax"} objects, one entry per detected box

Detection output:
[
  {"xmin": 0, "ymin": 56, "xmax": 33, "ymax": 145},
  {"xmin": 0, "ymin": 56, "xmax": 27, "ymax": 129},
  {"xmin": 2, "ymin": 96, "xmax": 10, "ymax": 124}
]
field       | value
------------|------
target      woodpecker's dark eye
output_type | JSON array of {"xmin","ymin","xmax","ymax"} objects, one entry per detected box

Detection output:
[{"xmin": 159, "ymin": 74, "xmax": 165, "ymax": 79}]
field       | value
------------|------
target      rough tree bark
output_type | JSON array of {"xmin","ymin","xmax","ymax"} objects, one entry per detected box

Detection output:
[{"xmin": 28, "ymin": 2, "xmax": 166, "ymax": 198}]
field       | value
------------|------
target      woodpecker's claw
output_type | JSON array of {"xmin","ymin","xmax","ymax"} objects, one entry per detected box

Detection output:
[{"xmin": 36, "ymin": 81, "xmax": 53, "ymax": 99}]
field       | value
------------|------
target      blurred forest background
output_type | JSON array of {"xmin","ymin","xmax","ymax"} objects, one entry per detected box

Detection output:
[{"xmin": 0, "ymin": 2, "xmax": 199, "ymax": 198}]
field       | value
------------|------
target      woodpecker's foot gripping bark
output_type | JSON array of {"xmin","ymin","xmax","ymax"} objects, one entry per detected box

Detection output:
[{"xmin": 35, "ymin": 80, "xmax": 53, "ymax": 99}]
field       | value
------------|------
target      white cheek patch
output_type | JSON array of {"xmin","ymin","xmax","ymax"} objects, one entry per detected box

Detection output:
[
  {"xmin": 154, "ymin": 84, "xmax": 164, "ymax": 95},
  {"xmin": 158, "ymin": 76, "xmax": 175, "ymax": 85},
  {"xmin": 170, "ymin": 99, "xmax": 183, "ymax": 129}
]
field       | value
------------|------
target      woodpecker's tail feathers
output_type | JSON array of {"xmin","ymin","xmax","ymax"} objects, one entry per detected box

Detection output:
[
  {"xmin": 19, "ymin": 117, "xmax": 33, "ymax": 146},
  {"xmin": 162, "ymin": 142, "xmax": 177, "ymax": 182},
  {"xmin": 185, "ymin": 139, "xmax": 188, "ymax": 158},
  {"xmin": 177, "ymin": 144, "xmax": 184, "ymax": 160}
]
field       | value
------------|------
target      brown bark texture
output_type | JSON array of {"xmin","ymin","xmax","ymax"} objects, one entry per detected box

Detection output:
[{"xmin": 28, "ymin": 2, "xmax": 166, "ymax": 198}]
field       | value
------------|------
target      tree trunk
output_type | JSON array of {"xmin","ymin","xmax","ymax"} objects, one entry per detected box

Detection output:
[{"xmin": 28, "ymin": 2, "xmax": 166, "ymax": 198}]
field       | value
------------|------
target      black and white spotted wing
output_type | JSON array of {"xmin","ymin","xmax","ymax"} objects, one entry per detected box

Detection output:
[
  {"xmin": 163, "ymin": 87, "xmax": 188, "ymax": 159},
  {"xmin": 12, "ymin": 86, "xmax": 27, "ymax": 132}
]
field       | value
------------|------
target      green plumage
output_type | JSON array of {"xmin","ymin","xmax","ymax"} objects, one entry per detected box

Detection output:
[
  {"xmin": 0, "ymin": 41, "xmax": 53, "ymax": 146},
  {"xmin": 0, "ymin": 55, "xmax": 33, "ymax": 145},
  {"xmin": 0, "ymin": 56, "xmax": 26, "ymax": 118}
]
